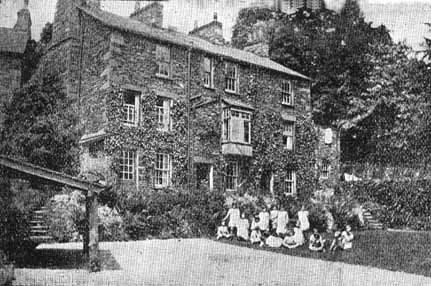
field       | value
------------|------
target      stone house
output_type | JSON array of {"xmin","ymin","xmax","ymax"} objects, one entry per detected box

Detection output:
[
  {"xmin": 0, "ymin": 3, "xmax": 31, "ymax": 124},
  {"xmin": 41, "ymin": 0, "xmax": 323, "ymax": 198}
]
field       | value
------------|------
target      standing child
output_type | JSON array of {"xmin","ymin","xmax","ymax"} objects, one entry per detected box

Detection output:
[
  {"xmin": 237, "ymin": 213, "xmax": 250, "ymax": 241},
  {"xmin": 341, "ymin": 225, "xmax": 354, "ymax": 250},
  {"xmin": 250, "ymin": 215, "xmax": 262, "ymax": 245},
  {"xmin": 270, "ymin": 205, "xmax": 279, "ymax": 234},
  {"xmin": 297, "ymin": 205, "xmax": 310, "ymax": 232},
  {"xmin": 258, "ymin": 206, "xmax": 270, "ymax": 236},
  {"xmin": 276, "ymin": 206, "xmax": 289, "ymax": 236},
  {"xmin": 222, "ymin": 202, "xmax": 240, "ymax": 236}
]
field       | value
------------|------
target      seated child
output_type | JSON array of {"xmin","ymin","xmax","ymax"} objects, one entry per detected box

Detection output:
[
  {"xmin": 341, "ymin": 225, "xmax": 354, "ymax": 250},
  {"xmin": 266, "ymin": 234, "xmax": 283, "ymax": 248},
  {"xmin": 236, "ymin": 213, "xmax": 250, "ymax": 241},
  {"xmin": 216, "ymin": 221, "xmax": 231, "ymax": 240},
  {"xmin": 250, "ymin": 216, "xmax": 263, "ymax": 245},
  {"xmin": 282, "ymin": 227, "xmax": 304, "ymax": 249},
  {"xmin": 329, "ymin": 231, "xmax": 342, "ymax": 251},
  {"xmin": 309, "ymin": 228, "xmax": 325, "ymax": 252}
]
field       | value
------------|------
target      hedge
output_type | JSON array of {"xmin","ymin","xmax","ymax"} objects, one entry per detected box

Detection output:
[{"xmin": 340, "ymin": 180, "xmax": 431, "ymax": 230}]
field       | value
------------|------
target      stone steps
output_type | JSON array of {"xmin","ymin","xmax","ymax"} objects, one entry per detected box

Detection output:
[
  {"xmin": 363, "ymin": 209, "xmax": 384, "ymax": 230},
  {"xmin": 29, "ymin": 209, "xmax": 52, "ymax": 243}
]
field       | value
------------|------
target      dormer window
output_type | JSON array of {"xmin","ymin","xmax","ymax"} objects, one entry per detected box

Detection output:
[
  {"xmin": 156, "ymin": 45, "xmax": 171, "ymax": 78},
  {"xmin": 222, "ymin": 108, "xmax": 251, "ymax": 144},
  {"xmin": 225, "ymin": 63, "xmax": 238, "ymax": 93},
  {"xmin": 281, "ymin": 81, "xmax": 294, "ymax": 106},
  {"xmin": 203, "ymin": 57, "xmax": 214, "ymax": 88}
]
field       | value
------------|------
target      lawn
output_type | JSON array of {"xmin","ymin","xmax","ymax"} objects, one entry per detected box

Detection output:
[{"xmin": 218, "ymin": 230, "xmax": 431, "ymax": 278}]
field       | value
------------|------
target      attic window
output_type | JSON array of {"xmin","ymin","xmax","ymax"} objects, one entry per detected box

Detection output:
[
  {"xmin": 203, "ymin": 57, "xmax": 214, "ymax": 88},
  {"xmin": 225, "ymin": 63, "xmax": 238, "ymax": 93},
  {"xmin": 281, "ymin": 81, "xmax": 294, "ymax": 106}
]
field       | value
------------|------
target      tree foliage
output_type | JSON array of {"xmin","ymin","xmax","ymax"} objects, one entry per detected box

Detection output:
[{"xmin": 0, "ymin": 74, "xmax": 81, "ymax": 174}]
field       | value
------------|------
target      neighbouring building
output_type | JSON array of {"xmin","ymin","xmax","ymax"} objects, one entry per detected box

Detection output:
[
  {"xmin": 35, "ymin": 0, "xmax": 324, "ymax": 198},
  {"xmin": 0, "ymin": 1, "xmax": 31, "ymax": 124}
]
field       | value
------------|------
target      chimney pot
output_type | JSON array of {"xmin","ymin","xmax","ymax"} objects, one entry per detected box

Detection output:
[{"xmin": 213, "ymin": 12, "xmax": 218, "ymax": 21}]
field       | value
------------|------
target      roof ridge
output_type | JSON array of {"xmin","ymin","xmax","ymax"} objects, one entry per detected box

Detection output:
[{"xmin": 77, "ymin": 6, "xmax": 310, "ymax": 80}]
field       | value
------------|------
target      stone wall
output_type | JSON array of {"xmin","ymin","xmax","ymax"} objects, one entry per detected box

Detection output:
[{"xmin": 77, "ymin": 14, "xmax": 317, "ymax": 197}]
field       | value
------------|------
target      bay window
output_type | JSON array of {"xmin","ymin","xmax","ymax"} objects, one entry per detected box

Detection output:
[{"xmin": 222, "ymin": 108, "xmax": 251, "ymax": 144}]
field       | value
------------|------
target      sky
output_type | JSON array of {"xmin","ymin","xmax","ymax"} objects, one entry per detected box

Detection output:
[{"xmin": 0, "ymin": 0, "xmax": 429, "ymax": 50}]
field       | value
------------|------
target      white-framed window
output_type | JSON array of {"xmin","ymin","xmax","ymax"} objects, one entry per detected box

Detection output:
[
  {"xmin": 222, "ymin": 108, "xmax": 251, "ymax": 144},
  {"xmin": 156, "ymin": 97, "xmax": 172, "ymax": 131},
  {"xmin": 225, "ymin": 161, "xmax": 239, "ymax": 191},
  {"xmin": 321, "ymin": 161, "xmax": 330, "ymax": 179},
  {"xmin": 154, "ymin": 153, "xmax": 171, "ymax": 188},
  {"xmin": 120, "ymin": 150, "xmax": 136, "ymax": 180},
  {"xmin": 282, "ymin": 122, "xmax": 294, "ymax": 150},
  {"xmin": 156, "ymin": 45, "xmax": 171, "ymax": 78},
  {"xmin": 122, "ymin": 90, "xmax": 140, "ymax": 126},
  {"xmin": 283, "ymin": 170, "xmax": 296, "ymax": 195},
  {"xmin": 203, "ymin": 56, "xmax": 214, "ymax": 88},
  {"xmin": 225, "ymin": 63, "xmax": 238, "ymax": 93},
  {"xmin": 281, "ymin": 81, "xmax": 294, "ymax": 106}
]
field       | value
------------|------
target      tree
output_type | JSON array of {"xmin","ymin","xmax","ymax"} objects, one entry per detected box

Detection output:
[
  {"xmin": 424, "ymin": 23, "xmax": 431, "ymax": 60},
  {"xmin": 0, "ymin": 74, "xmax": 81, "ymax": 175}
]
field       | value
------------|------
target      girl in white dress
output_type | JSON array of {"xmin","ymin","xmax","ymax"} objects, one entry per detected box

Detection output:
[
  {"xmin": 250, "ymin": 216, "xmax": 262, "ymax": 245},
  {"xmin": 297, "ymin": 205, "xmax": 310, "ymax": 232},
  {"xmin": 276, "ymin": 206, "xmax": 289, "ymax": 236},
  {"xmin": 222, "ymin": 203, "xmax": 240, "ymax": 236},
  {"xmin": 237, "ymin": 213, "xmax": 250, "ymax": 241},
  {"xmin": 283, "ymin": 227, "xmax": 305, "ymax": 249},
  {"xmin": 270, "ymin": 205, "xmax": 279, "ymax": 234},
  {"xmin": 258, "ymin": 207, "xmax": 270, "ymax": 235},
  {"xmin": 216, "ymin": 221, "xmax": 231, "ymax": 240}
]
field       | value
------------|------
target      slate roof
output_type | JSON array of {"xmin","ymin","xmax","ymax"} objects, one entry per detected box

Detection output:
[
  {"xmin": 0, "ymin": 27, "xmax": 28, "ymax": 54},
  {"xmin": 78, "ymin": 6, "xmax": 310, "ymax": 81}
]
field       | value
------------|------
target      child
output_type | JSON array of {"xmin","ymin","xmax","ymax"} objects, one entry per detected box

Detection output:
[
  {"xmin": 269, "ymin": 205, "xmax": 279, "ymax": 234},
  {"xmin": 222, "ymin": 202, "xmax": 240, "ymax": 236},
  {"xmin": 216, "ymin": 221, "xmax": 231, "ymax": 240},
  {"xmin": 309, "ymin": 228, "xmax": 325, "ymax": 252},
  {"xmin": 329, "ymin": 231, "xmax": 342, "ymax": 251},
  {"xmin": 341, "ymin": 225, "xmax": 354, "ymax": 250},
  {"xmin": 258, "ymin": 206, "xmax": 270, "ymax": 236},
  {"xmin": 297, "ymin": 205, "xmax": 310, "ymax": 232},
  {"xmin": 282, "ymin": 229, "xmax": 297, "ymax": 249},
  {"xmin": 237, "ymin": 213, "xmax": 250, "ymax": 241},
  {"xmin": 266, "ymin": 234, "xmax": 283, "ymax": 248},
  {"xmin": 250, "ymin": 215, "xmax": 262, "ymax": 245},
  {"xmin": 283, "ymin": 227, "xmax": 305, "ymax": 249},
  {"xmin": 276, "ymin": 206, "xmax": 289, "ymax": 236}
]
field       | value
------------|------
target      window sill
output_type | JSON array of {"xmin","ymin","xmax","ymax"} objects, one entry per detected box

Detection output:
[
  {"xmin": 155, "ymin": 73, "xmax": 172, "ymax": 80},
  {"xmin": 222, "ymin": 141, "xmax": 251, "ymax": 146},
  {"xmin": 123, "ymin": 122, "xmax": 138, "ymax": 127},
  {"xmin": 154, "ymin": 185, "xmax": 171, "ymax": 190},
  {"xmin": 204, "ymin": 85, "xmax": 216, "ymax": 91},
  {"xmin": 281, "ymin": 103, "xmax": 294, "ymax": 108},
  {"xmin": 225, "ymin": 89, "xmax": 238, "ymax": 95}
]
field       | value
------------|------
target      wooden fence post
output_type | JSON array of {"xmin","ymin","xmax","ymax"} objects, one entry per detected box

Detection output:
[{"xmin": 86, "ymin": 191, "xmax": 99, "ymax": 271}]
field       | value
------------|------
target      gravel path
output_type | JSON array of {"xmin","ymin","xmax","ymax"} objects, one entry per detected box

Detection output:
[{"xmin": 14, "ymin": 239, "xmax": 431, "ymax": 286}]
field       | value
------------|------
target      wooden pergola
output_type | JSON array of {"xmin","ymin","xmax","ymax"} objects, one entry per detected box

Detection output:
[{"xmin": 0, "ymin": 155, "xmax": 107, "ymax": 270}]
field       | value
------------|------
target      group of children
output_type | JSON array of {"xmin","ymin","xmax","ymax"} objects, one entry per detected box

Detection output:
[{"xmin": 217, "ymin": 203, "xmax": 354, "ymax": 252}]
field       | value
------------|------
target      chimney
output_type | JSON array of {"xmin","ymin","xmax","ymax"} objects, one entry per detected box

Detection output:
[
  {"xmin": 13, "ymin": 1, "xmax": 32, "ymax": 39},
  {"xmin": 130, "ymin": 2, "xmax": 163, "ymax": 28},
  {"xmin": 189, "ymin": 12, "xmax": 225, "ymax": 46}
]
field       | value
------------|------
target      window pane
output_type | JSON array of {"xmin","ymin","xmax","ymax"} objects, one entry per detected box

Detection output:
[{"xmin": 244, "ymin": 120, "xmax": 250, "ymax": 143}]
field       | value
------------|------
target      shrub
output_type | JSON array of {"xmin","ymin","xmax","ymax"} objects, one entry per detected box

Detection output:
[
  {"xmin": 307, "ymin": 203, "xmax": 327, "ymax": 232},
  {"xmin": 98, "ymin": 206, "xmax": 128, "ymax": 241},
  {"xmin": 342, "ymin": 180, "xmax": 431, "ymax": 230},
  {"xmin": 119, "ymin": 187, "xmax": 225, "ymax": 240}
]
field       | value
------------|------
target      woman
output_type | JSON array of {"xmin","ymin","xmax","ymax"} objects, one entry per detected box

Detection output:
[{"xmin": 282, "ymin": 227, "xmax": 304, "ymax": 249}]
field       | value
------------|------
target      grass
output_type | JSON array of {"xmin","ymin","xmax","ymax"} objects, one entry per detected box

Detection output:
[{"xmin": 218, "ymin": 230, "xmax": 431, "ymax": 278}]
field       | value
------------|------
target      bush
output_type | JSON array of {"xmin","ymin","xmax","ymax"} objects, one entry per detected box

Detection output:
[
  {"xmin": 47, "ymin": 191, "xmax": 85, "ymax": 242},
  {"xmin": 98, "ymin": 206, "xmax": 128, "ymax": 241},
  {"xmin": 119, "ymin": 187, "xmax": 225, "ymax": 240},
  {"xmin": 342, "ymin": 180, "xmax": 431, "ymax": 230},
  {"xmin": 307, "ymin": 203, "xmax": 327, "ymax": 232}
]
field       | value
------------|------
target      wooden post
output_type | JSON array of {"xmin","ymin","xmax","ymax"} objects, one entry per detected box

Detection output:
[{"xmin": 85, "ymin": 191, "xmax": 99, "ymax": 271}]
